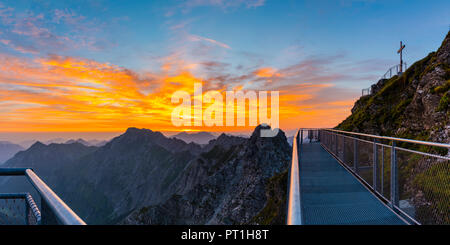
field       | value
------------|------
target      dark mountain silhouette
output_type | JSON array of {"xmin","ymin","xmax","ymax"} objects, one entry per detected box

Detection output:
[
  {"xmin": 3, "ymin": 126, "xmax": 290, "ymax": 225},
  {"xmin": 123, "ymin": 125, "xmax": 291, "ymax": 225},
  {"xmin": 0, "ymin": 142, "xmax": 98, "ymax": 204},
  {"xmin": 65, "ymin": 138, "xmax": 90, "ymax": 146},
  {"xmin": 65, "ymin": 138, "xmax": 108, "ymax": 147},
  {"xmin": 172, "ymin": 131, "xmax": 217, "ymax": 145}
]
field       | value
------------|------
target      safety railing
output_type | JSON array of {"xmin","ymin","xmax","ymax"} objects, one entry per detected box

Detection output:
[
  {"xmin": 320, "ymin": 129, "xmax": 450, "ymax": 225},
  {"xmin": 361, "ymin": 63, "xmax": 408, "ymax": 96},
  {"xmin": 382, "ymin": 63, "xmax": 407, "ymax": 79},
  {"xmin": 362, "ymin": 87, "xmax": 371, "ymax": 96},
  {"xmin": 0, "ymin": 193, "xmax": 41, "ymax": 225},
  {"xmin": 0, "ymin": 168, "xmax": 86, "ymax": 225},
  {"xmin": 286, "ymin": 130, "xmax": 302, "ymax": 225},
  {"xmin": 286, "ymin": 128, "xmax": 322, "ymax": 225}
]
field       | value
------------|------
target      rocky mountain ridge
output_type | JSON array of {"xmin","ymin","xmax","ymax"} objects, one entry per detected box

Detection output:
[
  {"xmin": 3, "ymin": 125, "xmax": 290, "ymax": 225},
  {"xmin": 122, "ymin": 125, "xmax": 290, "ymax": 225}
]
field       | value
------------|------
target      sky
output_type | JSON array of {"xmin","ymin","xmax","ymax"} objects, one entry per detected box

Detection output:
[{"xmin": 0, "ymin": 0, "xmax": 449, "ymax": 141}]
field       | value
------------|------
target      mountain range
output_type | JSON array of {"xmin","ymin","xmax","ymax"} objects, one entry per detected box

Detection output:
[
  {"xmin": 171, "ymin": 131, "xmax": 217, "ymax": 145},
  {"xmin": 2, "ymin": 125, "xmax": 290, "ymax": 224},
  {"xmin": 65, "ymin": 138, "xmax": 108, "ymax": 147},
  {"xmin": 123, "ymin": 125, "xmax": 290, "ymax": 224}
]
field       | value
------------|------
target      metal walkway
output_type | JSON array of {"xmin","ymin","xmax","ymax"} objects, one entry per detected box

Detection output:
[{"xmin": 299, "ymin": 142, "xmax": 406, "ymax": 225}]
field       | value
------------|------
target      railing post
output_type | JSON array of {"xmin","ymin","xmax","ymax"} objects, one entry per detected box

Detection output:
[
  {"xmin": 381, "ymin": 145, "xmax": 384, "ymax": 196},
  {"xmin": 300, "ymin": 129, "xmax": 303, "ymax": 145},
  {"xmin": 342, "ymin": 136, "xmax": 345, "ymax": 162},
  {"xmin": 390, "ymin": 140, "xmax": 399, "ymax": 207},
  {"xmin": 25, "ymin": 198, "xmax": 30, "ymax": 225},
  {"xmin": 334, "ymin": 134, "xmax": 338, "ymax": 155},
  {"xmin": 353, "ymin": 138, "xmax": 358, "ymax": 173},
  {"xmin": 318, "ymin": 130, "xmax": 321, "ymax": 142},
  {"xmin": 373, "ymin": 139, "xmax": 378, "ymax": 191}
]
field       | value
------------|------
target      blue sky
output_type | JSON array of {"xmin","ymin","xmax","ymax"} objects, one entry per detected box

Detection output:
[{"xmin": 1, "ymin": 0, "xmax": 448, "ymax": 83}]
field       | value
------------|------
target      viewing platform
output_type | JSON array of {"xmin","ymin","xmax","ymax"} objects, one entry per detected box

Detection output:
[{"xmin": 288, "ymin": 129, "xmax": 450, "ymax": 225}]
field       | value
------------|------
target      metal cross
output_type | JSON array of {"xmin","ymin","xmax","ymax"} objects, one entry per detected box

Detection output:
[{"xmin": 397, "ymin": 41, "xmax": 406, "ymax": 73}]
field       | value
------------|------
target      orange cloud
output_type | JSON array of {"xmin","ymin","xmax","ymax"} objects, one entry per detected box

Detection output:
[
  {"xmin": 0, "ymin": 53, "xmax": 356, "ymax": 133},
  {"xmin": 254, "ymin": 67, "xmax": 282, "ymax": 78}
]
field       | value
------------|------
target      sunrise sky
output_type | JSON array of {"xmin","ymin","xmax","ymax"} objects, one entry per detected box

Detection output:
[{"xmin": 0, "ymin": 0, "xmax": 449, "ymax": 141}]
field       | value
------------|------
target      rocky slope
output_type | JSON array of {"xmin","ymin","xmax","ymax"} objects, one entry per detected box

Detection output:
[
  {"xmin": 122, "ymin": 125, "xmax": 291, "ymax": 225},
  {"xmin": 338, "ymin": 31, "xmax": 450, "ymax": 148},
  {"xmin": 336, "ymin": 31, "xmax": 450, "ymax": 224}
]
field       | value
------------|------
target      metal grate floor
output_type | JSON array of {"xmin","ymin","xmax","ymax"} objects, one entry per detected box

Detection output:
[{"xmin": 299, "ymin": 142, "xmax": 406, "ymax": 225}]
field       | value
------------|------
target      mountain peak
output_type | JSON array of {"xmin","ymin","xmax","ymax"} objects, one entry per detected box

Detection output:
[
  {"xmin": 250, "ymin": 124, "xmax": 284, "ymax": 139},
  {"xmin": 337, "ymin": 31, "xmax": 450, "ymax": 143},
  {"xmin": 172, "ymin": 131, "xmax": 216, "ymax": 145},
  {"xmin": 125, "ymin": 127, "xmax": 153, "ymax": 134},
  {"xmin": 29, "ymin": 141, "xmax": 46, "ymax": 149}
]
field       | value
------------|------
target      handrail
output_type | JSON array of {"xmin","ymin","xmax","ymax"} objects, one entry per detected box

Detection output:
[
  {"xmin": 0, "ymin": 168, "xmax": 86, "ymax": 225},
  {"xmin": 287, "ymin": 130, "xmax": 302, "ymax": 225},
  {"xmin": 0, "ymin": 168, "xmax": 30, "ymax": 175},
  {"xmin": 287, "ymin": 128, "xmax": 448, "ymax": 225},
  {"xmin": 25, "ymin": 169, "xmax": 86, "ymax": 225},
  {"xmin": 361, "ymin": 63, "xmax": 407, "ymax": 97},
  {"xmin": 324, "ymin": 128, "xmax": 450, "ymax": 149}
]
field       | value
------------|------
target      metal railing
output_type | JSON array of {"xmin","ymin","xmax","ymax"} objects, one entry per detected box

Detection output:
[
  {"xmin": 361, "ymin": 63, "xmax": 408, "ymax": 96},
  {"xmin": 0, "ymin": 193, "xmax": 41, "ymax": 225},
  {"xmin": 287, "ymin": 128, "xmax": 449, "ymax": 225},
  {"xmin": 320, "ymin": 129, "xmax": 450, "ymax": 225},
  {"xmin": 0, "ymin": 168, "xmax": 86, "ymax": 225},
  {"xmin": 362, "ymin": 87, "xmax": 371, "ymax": 96},
  {"xmin": 382, "ymin": 63, "xmax": 407, "ymax": 80},
  {"xmin": 287, "ymin": 130, "xmax": 302, "ymax": 225},
  {"xmin": 286, "ymin": 128, "xmax": 321, "ymax": 225}
]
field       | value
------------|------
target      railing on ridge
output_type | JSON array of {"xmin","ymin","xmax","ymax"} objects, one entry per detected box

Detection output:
[
  {"xmin": 0, "ymin": 168, "xmax": 86, "ymax": 225},
  {"xmin": 361, "ymin": 63, "xmax": 408, "ymax": 96},
  {"xmin": 287, "ymin": 128, "xmax": 450, "ymax": 225}
]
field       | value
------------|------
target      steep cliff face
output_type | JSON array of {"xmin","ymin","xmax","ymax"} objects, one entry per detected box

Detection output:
[
  {"xmin": 122, "ymin": 125, "xmax": 291, "ymax": 225},
  {"xmin": 338, "ymin": 31, "xmax": 450, "ymax": 150}
]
